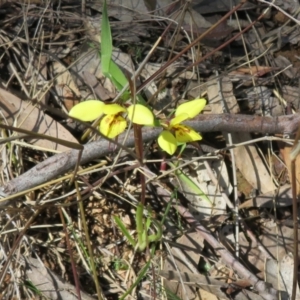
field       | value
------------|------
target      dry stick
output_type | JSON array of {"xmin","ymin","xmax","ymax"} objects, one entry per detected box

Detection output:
[
  {"xmin": 58, "ymin": 207, "xmax": 83, "ymax": 300},
  {"xmin": 176, "ymin": 206, "xmax": 279, "ymax": 300},
  {"xmin": 0, "ymin": 113, "xmax": 300, "ymax": 205},
  {"xmin": 128, "ymin": 77, "xmax": 146, "ymax": 206},
  {"xmin": 190, "ymin": 114, "xmax": 300, "ymax": 135},
  {"xmin": 291, "ymin": 160, "xmax": 298, "ymax": 300},
  {"xmin": 0, "ymin": 207, "xmax": 43, "ymax": 285},
  {"xmin": 136, "ymin": 0, "xmax": 247, "ymax": 93},
  {"xmin": 137, "ymin": 0, "xmax": 270, "ymax": 95}
]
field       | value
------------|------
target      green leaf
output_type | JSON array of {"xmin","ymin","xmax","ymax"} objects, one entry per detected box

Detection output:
[
  {"xmin": 113, "ymin": 216, "xmax": 136, "ymax": 247},
  {"xmin": 23, "ymin": 280, "xmax": 42, "ymax": 296},
  {"xmin": 136, "ymin": 204, "xmax": 162, "ymax": 251},
  {"xmin": 101, "ymin": 0, "xmax": 112, "ymax": 75},
  {"xmin": 148, "ymin": 219, "xmax": 162, "ymax": 243},
  {"xmin": 136, "ymin": 203, "xmax": 146, "ymax": 251},
  {"xmin": 109, "ymin": 60, "xmax": 128, "ymax": 90}
]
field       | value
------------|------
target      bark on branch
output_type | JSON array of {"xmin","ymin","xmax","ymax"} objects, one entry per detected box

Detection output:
[{"xmin": 190, "ymin": 113, "xmax": 300, "ymax": 135}]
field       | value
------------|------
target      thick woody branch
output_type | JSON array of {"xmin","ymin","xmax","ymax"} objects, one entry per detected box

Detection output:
[
  {"xmin": 189, "ymin": 113, "xmax": 300, "ymax": 135},
  {"xmin": 0, "ymin": 113, "xmax": 299, "ymax": 206}
]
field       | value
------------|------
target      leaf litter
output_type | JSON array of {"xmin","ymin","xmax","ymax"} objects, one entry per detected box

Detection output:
[{"xmin": 0, "ymin": 0, "xmax": 300, "ymax": 299}]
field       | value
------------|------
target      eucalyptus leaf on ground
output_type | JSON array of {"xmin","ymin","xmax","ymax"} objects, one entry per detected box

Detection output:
[
  {"xmin": 0, "ymin": 88, "xmax": 78, "ymax": 152},
  {"xmin": 70, "ymin": 48, "xmax": 134, "ymax": 99},
  {"xmin": 170, "ymin": 157, "xmax": 229, "ymax": 221}
]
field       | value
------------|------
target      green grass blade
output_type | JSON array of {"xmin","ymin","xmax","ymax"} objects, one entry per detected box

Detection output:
[
  {"xmin": 23, "ymin": 280, "xmax": 42, "ymax": 296},
  {"xmin": 113, "ymin": 216, "xmax": 136, "ymax": 247},
  {"xmin": 119, "ymin": 245, "xmax": 155, "ymax": 300},
  {"xmin": 164, "ymin": 287, "xmax": 183, "ymax": 300},
  {"xmin": 161, "ymin": 198, "xmax": 172, "ymax": 225},
  {"xmin": 101, "ymin": 0, "xmax": 112, "ymax": 75}
]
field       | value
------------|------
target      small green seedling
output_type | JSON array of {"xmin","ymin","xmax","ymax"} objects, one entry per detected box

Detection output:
[
  {"xmin": 113, "ymin": 204, "xmax": 162, "ymax": 300},
  {"xmin": 112, "ymin": 258, "xmax": 128, "ymax": 271},
  {"xmin": 136, "ymin": 203, "xmax": 162, "ymax": 251},
  {"xmin": 114, "ymin": 203, "xmax": 162, "ymax": 252},
  {"xmin": 23, "ymin": 280, "xmax": 43, "ymax": 296}
]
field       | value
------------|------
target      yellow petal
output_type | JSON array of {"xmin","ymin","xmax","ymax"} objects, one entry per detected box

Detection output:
[
  {"xmin": 102, "ymin": 104, "xmax": 126, "ymax": 115},
  {"xmin": 69, "ymin": 100, "xmax": 105, "ymax": 121},
  {"xmin": 127, "ymin": 104, "xmax": 154, "ymax": 125},
  {"xmin": 157, "ymin": 131, "xmax": 177, "ymax": 155},
  {"xmin": 174, "ymin": 124, "xmax": 202, "ymax": 143},
  {"xmin": 100, "ymin": 115, "xmax": 127, "ymax": 138},
  {"xmin": 170, "ymin": 113, "xmax": 189, "ymax": 127},
  {"xmin": 175, "ymin": 99, "xmax": 206, "ymax": 119}
]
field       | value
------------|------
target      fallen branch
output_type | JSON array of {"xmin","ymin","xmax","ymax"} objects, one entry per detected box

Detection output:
[
  {"xmin": 191, "ymin": 113, "xmax": 300, "ymax": 135},
  {"xmin": 0, "ymin": 113, "xmax": 298, "ymax": 206},
  {"xmin": 154, "ymin": 184, "xmax": 284, "ymax": 300},
  {"xmin": 176, "ymin": 206, "xmax": 280, "ymax": 300}
]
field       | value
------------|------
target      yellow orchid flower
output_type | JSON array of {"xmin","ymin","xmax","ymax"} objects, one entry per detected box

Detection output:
[
  {"xmin": 69, "ymin": 100, "xmax": 154, "ymax": 139},
  {"xmin": 158, "ymin": 99, "xmax": 206, "ymax": 155},
  {"xmin": 101, "ymin": 104, "xmax": 154, "ymax": 137},
  {"xmin": 100, "ymin": 104, "xmax": 127, "ymax": 138}
]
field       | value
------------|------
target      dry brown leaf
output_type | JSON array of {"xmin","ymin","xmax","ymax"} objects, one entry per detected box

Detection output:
[
  {"xmin": 236, "ymin": 220, "xmax": 300, "ymax": 274},
  {"xmin": 0, "ymin": 88, "xmax": 78, "ymax": 152},
  {"xmin": 229, "ymin": 66, "xmax": 276, "ymax": 77},
  {"xmin": 170, "ymin": 154, "xmax": 228, "ymax": 221},
  {"xmin": 163, "ymin": 232, "xmax": 205, "ymax": 300},
  {"xmin": 26, "ymin": 257, "xmax": 95, "ymax": 300},
  {"xmin": 239, "ymin": 184, "xmax": 293, "ymax": 208},
  {"xmin": 265, "ymin": 253, "xmax": 300, "ymax": 300},
  {"xmin": 71, "ymin": 48, "xmax": 134, "ymax": 100},
  {"xmin": 52, "ymin": 61, "xmax": 80, "ymax": 111},
  {"xmin": 278, "ymin": 141, "xmax": 300, "ymax": 195},
  {"xmin": 82, "ymin": 71, "xmax": 113, "ymax": 101},
  {"xmin": 274, "ymin": 55, "xmax": 297, "ymax": 79},
  {"xmin": 207, "ymin": 77, "xmax": 275, "ymax": 194},
  {"xmin": 160, "ymin": 269, "xmax": 266, "ymax": 300},
  {"xmin": 281, "ymin": 85, "xmax": 300, "ymax": 110}
]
